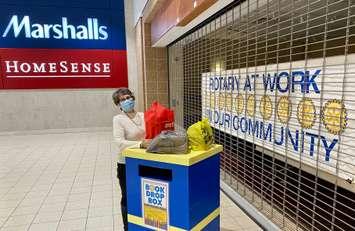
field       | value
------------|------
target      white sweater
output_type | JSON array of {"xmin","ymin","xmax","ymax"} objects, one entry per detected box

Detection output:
[{"xmin": 113, "ymin": 112, "xmax": 146, "ymax": 164}]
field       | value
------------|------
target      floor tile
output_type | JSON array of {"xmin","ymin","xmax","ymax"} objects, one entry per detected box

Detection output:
[
  {"xmin": 0, "ymin": 224, "xmax": 30, "ymax": 231},
  {"xmin": 57, "ymin": 219, "xmax": 86, "ymax": 231},
  {"xmin": 28, "ymin": 222, "xmax": 59, "ymax": 231},
  {"xmin": 0, "ymin": 208, "xmax": 14, "ymax": 218},
  {"xmin": 2, "ymin": 214, "xmax": 35, "ymax": 227},
  {"xmin": 11, "ymin": 205, "xmax": 41, "ymax": 216},
  {"xmin": 236, "ymin": 216, "xmax": 261, "ymax": 229},
  {"xmin": 86, "ymin": 215, "xmax": 113, "ymax": 229},
  {"xmin": 65, "ymin": 201, "xmax": 90, "ymax": 210},
  {"xmin": 61, "ymin": 209, "xmax": 88, "ymax": 221},
  {"xmin": 0, "ymin": 217, "xmax": 6, "ymax": 226},
  {"xmin": 0, "ymin": 201, "xmax": 18, "ymax": 210},
  {"xmin": 33, "ymin": 211, "xmax": 62, "ymax": 223},
  {"xmin": 88, "ymin": 206, "xmax": 113, "ymax": 217}
]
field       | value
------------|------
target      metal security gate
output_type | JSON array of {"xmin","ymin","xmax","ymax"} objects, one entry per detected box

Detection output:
[{"xmin": 168, "ymin": 0, "xmax": 355, "ymax": 230}]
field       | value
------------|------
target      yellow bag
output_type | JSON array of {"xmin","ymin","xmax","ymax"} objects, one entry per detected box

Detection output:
[{"xmin": 187, "ymin": 118, "xmax": 214, "ymax": 151}]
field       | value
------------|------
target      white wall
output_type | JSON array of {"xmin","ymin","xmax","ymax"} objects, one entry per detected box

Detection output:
[
  {"xmin": 0, "ymin": 0, "xmax": 142, "ymax": 133},
  {"xmin": 125, "ymin": 0, "xmax": 144, "ymax": 112},
  {"xmin": 132, "ymin": 0, "xmax": 149, "ymax": 25},
  {"xmin": 0, "ymin": 89, "xmax": 117, "ymax": 132}
]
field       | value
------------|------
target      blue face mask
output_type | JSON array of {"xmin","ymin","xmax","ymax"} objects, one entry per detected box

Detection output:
[{"xmin": 120, "ymin": 99, "xmax": 135, "ymax": 112}]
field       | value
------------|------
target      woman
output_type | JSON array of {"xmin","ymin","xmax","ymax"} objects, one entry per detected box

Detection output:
[{"xmin": 112, "ymin": 88, "xmax": 149, "ymax": 231}]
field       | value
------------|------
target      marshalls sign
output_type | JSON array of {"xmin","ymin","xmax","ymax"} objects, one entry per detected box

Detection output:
[
  {"xmin": 141, "ymin": 178, "xmax": 169, "ymax": 231},
  {"xmin": 0, "ymin": 0, "xmax": 127, "ymax": 89},
  {"xmin": 202, "ymin": 55, "xmax": 355, "ymax": 181}
]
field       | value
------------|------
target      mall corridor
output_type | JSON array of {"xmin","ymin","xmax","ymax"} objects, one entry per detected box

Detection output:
[{"xmin": 0, "ymin": 132, "xmax": 261, "ymax": 231}]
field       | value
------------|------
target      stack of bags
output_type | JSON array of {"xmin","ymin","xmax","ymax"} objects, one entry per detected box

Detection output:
[{"xmin": 144, "ymin": 101, "xmax": 214, "ymax": 154}]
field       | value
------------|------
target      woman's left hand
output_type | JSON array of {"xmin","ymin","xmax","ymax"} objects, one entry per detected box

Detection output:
[{"xmin": 140, "ymin": 139, "xmax": 152, "ymax": 149}]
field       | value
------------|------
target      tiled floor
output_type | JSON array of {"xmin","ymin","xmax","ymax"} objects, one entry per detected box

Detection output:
[{"xmin": 0, "ymin": 131, "xmax": 261, "ymax": 231}]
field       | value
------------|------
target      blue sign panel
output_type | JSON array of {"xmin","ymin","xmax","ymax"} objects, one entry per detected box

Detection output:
[
  {"xmin": 0, "ymin": 1, "xmax": 125, "ymax": 50},
  {"xmin": 0, "ymin": 0, "xmax": 128, "ymax": 89}
]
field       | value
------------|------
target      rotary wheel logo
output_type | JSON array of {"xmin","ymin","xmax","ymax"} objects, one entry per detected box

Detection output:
[
  {"xmin": 297, "ymin": 98, "xmax": 316, "ymax": 129},
  {"xmin": 259, "ymin": 95, "xmax": 273, "ymax": 120},
  {"xmin": 322, "ymin": 99, "xmax": 348, "ymax": 135},
  {"xmin": 218, "ymin": 93, "xmax": 225, "ymax": 109},
  {"xmin": 247, "ymin": 95, "xmax": 256, "ymax": 117},
  {"xmin": 277, "ymin": 96, "xmax": 292, "ymax": 124},
  {"xmin": 225, "ymin": 93, "xmax": 233, "ymax": 111},
  {"xmin": 234, "ymin": 94, "xmax": 244, "ymax": 115},
  {"xmin": 208, "ymin": 93, "xmax": 215, "ymax": 108}
]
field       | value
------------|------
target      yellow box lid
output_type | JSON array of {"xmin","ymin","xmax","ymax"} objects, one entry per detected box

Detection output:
[{"xmin": 122, "ymin": 144, "xmax": 223, "ymax": 166}]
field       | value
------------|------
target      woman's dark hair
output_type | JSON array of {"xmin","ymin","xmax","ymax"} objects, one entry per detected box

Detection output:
[{"xmin": 112, "ymin": 88, "xmax": 135, "ymax": 106}]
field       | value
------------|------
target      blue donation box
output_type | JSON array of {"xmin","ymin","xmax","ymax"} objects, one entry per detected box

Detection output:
[{"xmin": 122, "ymin": 144, "xmax": 223, "ymax": 231}]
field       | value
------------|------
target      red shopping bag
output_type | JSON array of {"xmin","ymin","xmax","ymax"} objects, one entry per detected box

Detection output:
[{"xmin": 144, "ymin": 101, "xmax": 174, "ymax": 139}]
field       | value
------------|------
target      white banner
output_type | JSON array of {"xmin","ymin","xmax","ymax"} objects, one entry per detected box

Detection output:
[{"xmin": 202, "ymin": 55, "xmax": 355, "ymax": 181}]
